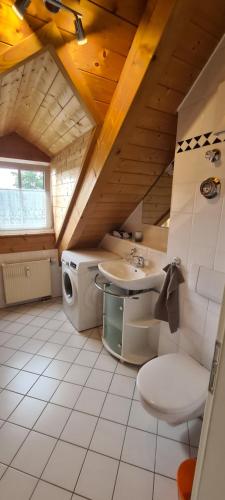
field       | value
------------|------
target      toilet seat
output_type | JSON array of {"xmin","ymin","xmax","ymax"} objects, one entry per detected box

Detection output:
[{"xmin": 137, "ymin": 353, "xmax": 209, "ymax": 424}]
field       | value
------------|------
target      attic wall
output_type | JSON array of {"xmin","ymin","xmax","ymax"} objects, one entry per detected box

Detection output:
[
  {"xmin": 51, "ymin": 130, "xmax": 93, "ymax": 238},
  {"xmin": 0, "ymin": 132, "xmax": 50, "ymax": 162}
]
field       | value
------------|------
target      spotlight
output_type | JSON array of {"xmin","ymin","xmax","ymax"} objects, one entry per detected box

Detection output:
[
  {"xmin": 75, "ymin": 15, "xmax": 87, "ymax": 45},
  {"xmin": 12, "ymin": 0, "xmax": 31, "ymax": 19},
  {"xmin": 44, "ymin": 0, "xmax": 61, "ymax": 13}
]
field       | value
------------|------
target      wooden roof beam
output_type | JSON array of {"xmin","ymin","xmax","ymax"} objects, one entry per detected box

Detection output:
[{"xmin": 59, "ymin": 0, "xmax": 177, "ymax": 250}]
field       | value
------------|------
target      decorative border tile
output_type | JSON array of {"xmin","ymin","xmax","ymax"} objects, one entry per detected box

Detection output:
[{"xmin": 176, "ymin": 131, "xmax": 223, "ymax": 153}]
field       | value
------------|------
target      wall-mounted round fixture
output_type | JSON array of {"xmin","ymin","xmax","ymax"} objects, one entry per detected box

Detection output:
[
  {"xmin": 205, "ymin": 149, "xmax": 221, "ymax": 163},
  {"xmin": 200, "ymin": 177, "xmax": 221, "ymax": 199}
]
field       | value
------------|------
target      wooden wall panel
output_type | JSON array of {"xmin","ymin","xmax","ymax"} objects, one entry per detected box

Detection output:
[
  {"xmin": 51, "ymin": 130, "xmax": 93, "ymax": 238},
  {"xmin": 58, "ymin": 0, "xmax": 225, "ymax": 249},
  {"xmin": 0, "ymin": 49, "xmax": 94, "ymax": 157},
  {"xmin": 0, "ymin": 233, "xmax": 56, "ymax": 253}
]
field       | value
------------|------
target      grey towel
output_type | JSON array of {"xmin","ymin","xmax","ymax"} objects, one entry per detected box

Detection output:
[{"xmin": 154, "ymin": 263, "xmax": 184, "ymax": 333}]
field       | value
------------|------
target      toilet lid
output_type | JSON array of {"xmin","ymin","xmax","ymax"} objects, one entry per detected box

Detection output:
[{"xmin": 137, "ymin": 353, "xmax": 210, "ymax": 415}]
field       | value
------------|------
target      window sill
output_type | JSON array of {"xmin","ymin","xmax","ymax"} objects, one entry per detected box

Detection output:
[{"xmin": 0, "ymin": 229, "xmax": 55, "ymax": 236}]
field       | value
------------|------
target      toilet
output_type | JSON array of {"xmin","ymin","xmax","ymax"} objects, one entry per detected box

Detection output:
[{"xmin": 137, "ymin": 353, "xmax": 210, "ymax": 425}]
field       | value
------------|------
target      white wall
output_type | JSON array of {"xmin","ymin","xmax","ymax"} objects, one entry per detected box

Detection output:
[
  {"xmin": 158, "ymin": 35, "xmax": 225, "ymax": 369},
  {"xmin": 0, "ymin": 249, "xmax": 62, "ymax": 307}
]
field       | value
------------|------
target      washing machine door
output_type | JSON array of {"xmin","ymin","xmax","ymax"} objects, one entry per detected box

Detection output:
[{"xmin": 62, "ymin": 267, "xmax": 77, "ymax": 306}]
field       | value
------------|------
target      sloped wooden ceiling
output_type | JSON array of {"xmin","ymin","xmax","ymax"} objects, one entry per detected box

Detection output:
[
  {"xmin": 58, "ymin": 0, "xmax": 225, "ymax": 249},
  {"xmin": 0, "ymin": 0, "xmax": 147, "ymax": 122},
  {"xmin": 0, "ymin": 49, "xmax": 94, "ymax": 156}
]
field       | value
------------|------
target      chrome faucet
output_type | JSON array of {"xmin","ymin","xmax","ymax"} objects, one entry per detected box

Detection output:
[{"xmin": 126, "ymin": 247, "xmax": 145, "ymax": 268}]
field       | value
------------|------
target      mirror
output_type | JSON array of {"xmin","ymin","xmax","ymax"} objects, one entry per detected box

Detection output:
[{"xmin": 142, "ymin": 165, "xmax": 173, "ymax": 227}]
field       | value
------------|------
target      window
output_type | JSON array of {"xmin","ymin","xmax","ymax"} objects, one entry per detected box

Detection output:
[{"xmin": 0, "ymin": 164, "xmax": 52, "ymax": 231}]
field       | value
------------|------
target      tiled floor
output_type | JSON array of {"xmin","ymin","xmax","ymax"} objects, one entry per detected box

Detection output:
[{"xmin": 0, "ymin": 299, "xmax": 201, "ymax": 500}]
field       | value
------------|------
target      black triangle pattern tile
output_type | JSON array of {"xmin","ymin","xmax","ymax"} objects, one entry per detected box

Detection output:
[{"xmin": 176, "ymin": 131, "xmax": 224, "ymax": 153}]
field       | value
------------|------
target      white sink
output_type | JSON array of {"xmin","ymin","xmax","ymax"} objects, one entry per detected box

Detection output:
[{"xmin": 98, "ymin": 259, "xmax": 165, "ymax": 291}]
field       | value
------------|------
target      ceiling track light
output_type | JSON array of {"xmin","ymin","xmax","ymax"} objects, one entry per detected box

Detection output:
[
  {"xmin": 12, "ymin": 0, "xmax": 87, "ymax": 44},
  {"xmin": 12, "ymin": 0, "xmax": 31, "ymax": 20}
]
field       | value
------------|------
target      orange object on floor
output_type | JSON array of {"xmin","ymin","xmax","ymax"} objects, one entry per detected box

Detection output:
[{"xmin": 177, "ymin": 458, "xmax": 197, "ymax": 500}]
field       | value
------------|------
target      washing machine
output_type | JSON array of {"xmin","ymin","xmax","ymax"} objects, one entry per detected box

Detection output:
[{"xmin": 61, "ymin": 249, "xmax": 118, "ymax": 331}]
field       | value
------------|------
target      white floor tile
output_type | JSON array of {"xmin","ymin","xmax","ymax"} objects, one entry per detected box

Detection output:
[
  {"xmin": 51, "ymin": 382, "xmax": 82, "ymax": 408},
  {"xmin": 44, "ymin": 319, "xmax": 64, "ymax": 331},
  {"xmin": 37, "ymin": 309, "xmax": 57, "ymax": 319},
  {"xmin": 33, "ymin": 328, "xmax": 55, "ymax": 342},
  {"xmin": 90, "ymin": 418, "xmax": 126, "ymax": 459},
  {"xmin": 0, "ymin": 390, "xmax": 23, "ymax": 419},
  {"xmin": 17, "ymin": 314, "xmax": 36, "ymax": 325},
  {"xmin": 22, "ymin": 339, "xmax": 44, "ymax": 354},
  {"xmin": 12, "ymin": 431, "xmax": 56, "ymax": 476},
  {"xmin": 37, "ymin": 342, "xmax": 61, "ymax": 358},
  {"xmin": 86, "ymin": 368, "xmax": 113, "ymax": 392},
  {"xmin": 75, "ymin": 387, "xmax": 106, "ymax": 416},
  {"xmin": 61, "ymin": 410, "xmax": 97, "ymax": 448},
  {"xmin": 76, "ymin": 450, "xmax": 118, "ymax": 500},
  {"xmin": 49, "ymin": 331, "xmax": 71, "ymax": 345},
  {"xmin": 29, "ymin": 317, "xmax": 49, "ymax": 328},
  {"xmin": 95, "ymin": 354, "xmax": 118, "ymax": 372},
  {"xmin": 101, "ymin": 394, "xmax": 131, "ymax": 425},
  {"xmin": 55, "ymin": 346, "xmax": 80, "ymax": 363},
  {"xmin": 43, "ymin": 360, "xmax": 71, "ymax": 380},
  {"xmin": 115, "ymin": 363, "xmax": 138, "ymax": 378},
  {"xmin": 128, "ymin": 401, "xmax": 157, "ymax": 434},
  {"xmin": 42, "ymin": 441, "xmax": 86, "ymax": 491},
  {"xmin": 0, "ymin": 422, "xmax": 29, "ymax": 464},
  {"xmin": 153, "ymin": 474, "xmax": 178, "ymax": 500},
  {"xmin": 75, "ymin": 350, "xmax": 99, "ymax": 368},
  {"xmin": 113, "ymin": 461, "xmax": 154, "ymax": 500},
  {"xmin": 0, "ymin": 366, "xmax": 19, "ymax": 388},
  {"xmin": 0, "ymin": 332, "xmax": 13, "ymax": 345},
  {"xmin": 61, "ymin": 322, "xmax": 78, "ymax": 334},
  {"xmin": 158, "ymin": 420, "xmax": 189, "ymax": 444},
  {"xmin": 24, "ymin": 355, "xmax": 51, "ymax": 374},
  {"xmin": 155, "ymin": 436, "xmax": 190, "ymax": 479},
  {"xmin": 0, "ymin": 347, "xmax": 16, "ymax": 363},
  {"xmin": 4, "ymin": 312, "xmax": 22, "ymax": 321},
  {"xmin": 188, "ymin": 418, "xmax": 202, "ymax": 447},
  {"xmin": 84, "ymin": 338, "xmax": 103, "ymax": 353},
  {"xmin": 0, "ymin": 468, "xmax": 37, "ymax": 500},
  {"xmin": 122, "ymin": 427, "xmax": 156, "ymax": 471},
  {"xmin": 64, "ymin": 365, "xmax": 91, "ymax": 385},
  {"xmin": 7, "ymin": 371, "xmax": 39, "ymax": 394},
  {"xmin": 109, "ymin": 374, "xmax": 135, "ymax": 398},
  {"xmin": 9, "ymin": 396, "xmax": 46, "ymax": 428},
  {"xmin": 34, "ymin": 403, "xmax": 70, "ymax": 438},
  {"xmin": 28, "ymin": 376, "xmax": 60, "ymax": 401},
  {"xmin": 4, "ymin": 335, "xmax": 27, "ymax": 350},
  {"xmin": 5, "ymin": 351, "xmax": 33, "ymax": 369},
  {"xmin": 0, "ymin": 463, "xmax": 7, "ymax": 479},
  {"xmin": 31, "ymin": 480, "xmax": 71, "ymax": 500},
  {"xmin": 66, "ymin": 335, "xmax": 89, "ymax": 349},
  {"xmin": 2, "ymin": 322, "xmax": 24, "ymax": 334},
  {"xmin": 19, "ymin": 325, "xmax": 40, "ymax": 339}
]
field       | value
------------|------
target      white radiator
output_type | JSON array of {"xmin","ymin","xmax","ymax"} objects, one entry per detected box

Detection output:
[{"xmin": 2, "ymin": 259, "xmax": 52, "ymax": 305}]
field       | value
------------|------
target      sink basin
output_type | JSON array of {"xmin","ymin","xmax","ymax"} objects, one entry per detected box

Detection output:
[{"xmin": 98, "ymin": 259, "xmax": 165, "ymax": 291}]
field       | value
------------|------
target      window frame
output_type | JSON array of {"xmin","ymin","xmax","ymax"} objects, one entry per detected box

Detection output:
[{"xmin": 0, "ymin": 159, "xmax": 52, "ymax": 233}]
